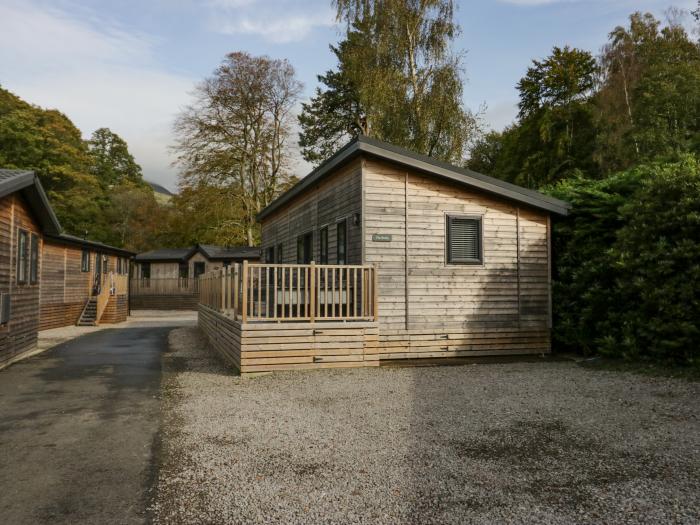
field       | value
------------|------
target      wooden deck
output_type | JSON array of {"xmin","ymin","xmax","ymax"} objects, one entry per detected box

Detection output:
[{"xmin": 197, "ymin": 261, "xmax": 549, "ymax": 375}]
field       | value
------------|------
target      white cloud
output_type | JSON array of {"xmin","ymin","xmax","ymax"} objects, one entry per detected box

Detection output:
[
  {"xmin": 0, "ymin": 0, "xmax": 194, "ymax": 191},
  {"xmin": 205, "ymin": 0, "xmax": 335, "ymax": 43},
  {"xmin": 217, "ymin": 12, "xmax": 335, "ymax": 43}
]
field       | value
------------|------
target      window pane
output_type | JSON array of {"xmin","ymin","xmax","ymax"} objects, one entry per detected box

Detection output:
[
  {"xmin": 30, "ymin": 234, "xmax": 39, "ymax": 284},
  {"xmin": 276, "ymin": 243, "xmax": 283, "ymax": 263},
  {"xmin": 16, "ymin": 230, "xmax": 28, "ymax": 284},
  {"xmin": 320, "ymin": 227, "xmax": 328, "ymax": 264},
  {"xmin": 336, "ymin": 220, "xmax": 347, "ymax": 265},
  {"xmin": 447, "ymin": 217, "xmax": 481, "ymax": 263}
]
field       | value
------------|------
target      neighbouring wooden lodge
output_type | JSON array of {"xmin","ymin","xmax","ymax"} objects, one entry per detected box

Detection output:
[
  {"xmin": 198, "ymin": 136, "xmax": 570, "ymax": 375},
  {"xmin": 131, "ymin": 245, "xmax": 260, "ymax": 310},
  {"xmin": 1, "ymin": 169, "xmax": 133, "ymax": 369}
]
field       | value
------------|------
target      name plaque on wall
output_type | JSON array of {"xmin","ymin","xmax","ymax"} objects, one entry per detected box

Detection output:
[{"xmin": 372, "ymin": 234, "xmax": 392, "ymax": 242}]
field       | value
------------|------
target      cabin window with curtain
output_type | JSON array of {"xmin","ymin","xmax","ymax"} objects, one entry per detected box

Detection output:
[
  {"xmin": 276, "ymin": 243, "xmax": 284, "ymax": 263},
  {"xmin": 81, "ymin": 249, "xmax": 90, "ymax": 272},
  {"xmin": 265, "ymin": 246, "xmax": 275, "ymax": 263},
  {"xmin": 296, "ymin": 232, "xmax": 313, "ymax": 264},
  {"xmin": 319, "ymin": 226, "xmax": 328, "ymax": 264},
  {"xmin": 336, "ymin": 220, "xmax": 347, "ymax": 265},
  {"xmin": 103, "ymin": 255, "xmax": 109, "ymax": 273},
  {"xmin": 29, "ymin": 233, "xmax": 39, "ymax": 284},
  {"xmin": 446, "ymin": 215, "xmax": 483, "ymax": 265},
  {"xmin": 141, "ymin": 262, "xmax": 151, "ymax": 279},
  {"xmin": 16, "ymin": 229, "xmax": 28, "ymax": 284}
]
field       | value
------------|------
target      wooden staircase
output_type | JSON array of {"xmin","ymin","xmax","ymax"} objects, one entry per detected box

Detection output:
[{"xmin": 77, "ymin": 298, "xmax": 98, "ymax": 326}]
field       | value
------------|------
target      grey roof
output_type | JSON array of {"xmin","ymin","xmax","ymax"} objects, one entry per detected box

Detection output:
[
  {"xmin": 134, "ymin": 248, "xmax": 192, "ymax": 261},
  {"xmin": 0, "ymin": 169, "xmax": 62, "ymax": 235},
  {"xmin": 1, "ymin": 168, "xmax": 133, "ymax": 254},
  {"xmin": 258, "ymin": 136, "xmax": 571, "ymax": 221},
  {"xmin": 45, "ymin": 233, "xmax": 135, "ymax": 257},
  {"xmin": 198, "ymin": 244, "xmax": 261, "ymax": 260},
  {"xmin": 135, "ymin": 244, "xmax": 261, "ymax": 262}
]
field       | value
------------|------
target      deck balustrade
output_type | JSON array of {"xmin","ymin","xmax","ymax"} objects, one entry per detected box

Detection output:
[
  {"xmin": 129, "ymin": 277, "xmax": 200, "ymax": 296},
  {"xmin": 199, "ymin": 261, "xmax": 378, "ymax": 323}
]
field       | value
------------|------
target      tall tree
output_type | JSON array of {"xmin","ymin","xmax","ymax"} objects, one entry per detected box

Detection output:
[
  {"xmin": 0, "ymin": 86, "xmax": 101, "ymax": 235},
  {"xmin": 299, "ymin": 0, "xmax": 478, "ymax": 164},
  {"xmin": 173, "ymin": 52, "xmax": 302, "ymax": 245},
  {"xmin": 596, "ymin": 12, "xmax": 700, "ymax": 172},
  {"xmin": 476, "ymin": 47, "xmax": 599, "ymax": 188},
  {"xmin": 88, "ymin": 128, "xmax": 145, "ymax": 188}
]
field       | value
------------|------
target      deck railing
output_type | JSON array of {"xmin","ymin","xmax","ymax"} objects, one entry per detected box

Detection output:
[
  {"xmin": 200, "ymin": 261, "xmax": 378, "ymax": 323},
  {"xmin": 129, "ymin": 277, "xmax": 200, "ymax": 296}
]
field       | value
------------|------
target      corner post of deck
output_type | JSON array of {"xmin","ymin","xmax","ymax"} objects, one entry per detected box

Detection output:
[
  {"xmin": 233, "ymin": 263, "xmax": 240, "ymax": 319},
  {"xmin": 220, "ymin": 268, "xmax": 226, "ymax": 312},
  {"xmin": 309, "ymin": 261, "xmax": 316, "ymax": 324},
  {"xmin": 372, "ymin": 263, "xmax": 379, "ymax": 321},
  {"xmin": 241, "ymin": 260, "xmax": 248, "ymax": 323}
]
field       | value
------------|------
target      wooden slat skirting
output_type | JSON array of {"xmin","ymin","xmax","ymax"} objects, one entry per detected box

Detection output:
[{"xmin": 198, "ymin": 304, "xmax": 550, "ymax": 375}]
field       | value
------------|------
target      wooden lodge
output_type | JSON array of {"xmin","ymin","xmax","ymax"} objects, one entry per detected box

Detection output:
[
  {"xmin": 131, "ymin": 244, "xmax": 260, "ymax": 310},
  {"xmin": 198, "ymin": 137, "xmax": 570, "ymax": 375},
  {"xmin": 1, "ymin": 169, "xmax": 133, "ymax": 369}
]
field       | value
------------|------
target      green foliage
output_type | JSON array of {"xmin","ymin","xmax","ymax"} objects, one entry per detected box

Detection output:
[
  {"xmin": 597, "ymin": 12, "xmax": 700, "ymax": 172},
  {"xmin": 475, "ymin": 47, "xmax": 598, "ymax": 188},
  {"xmin": 465, "ymin": 131, "xmax": 502, "ymax": 174},
  {"xmin": 547, "ymin": 157, "xmax": 700, "ymax": 365},
  {"xmin": 0, "ymin": 86, "xmax": 166, "ymax": 251},
  {"xmin": 517, "ymin": 46, "xmax": 597, "ymax": 118},
  {"xmin": 299, "ymin": 0, "xmax": 478, "ymax": 165},
  {"xmin": 174, "ymin": 52, "xmax": 302, "ymax": 246},
  {"xmin": 0, "ymin": 86, "xmax": 101, "ymax": 235},
  {"xmin": 479, "ymin": 13, "xmax": 700, "ymax": 186},
  {"xmin": 88, "ymin": 127, "xmax": 145, "ymax": 188}
]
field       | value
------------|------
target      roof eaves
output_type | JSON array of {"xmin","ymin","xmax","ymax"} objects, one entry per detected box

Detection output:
[
  {"xmin": 45, "ymin": 233, "xmax": 135, "ymax": 256},
  {"xmin": 257, "ymin": 136, "xmax": 571, "ymax": 220}
]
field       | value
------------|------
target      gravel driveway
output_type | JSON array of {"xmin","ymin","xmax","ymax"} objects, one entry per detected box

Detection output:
[{"xmin": 151, "ymin": 327, "xmax": 700, "ymax": 524}]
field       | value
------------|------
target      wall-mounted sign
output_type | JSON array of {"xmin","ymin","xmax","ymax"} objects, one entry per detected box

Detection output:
[{"xmin": 372, "ymin": 234, "xmax": 392, "ymax": 242}]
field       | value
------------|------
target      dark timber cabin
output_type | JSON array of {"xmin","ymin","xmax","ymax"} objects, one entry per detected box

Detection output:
[
  {"xmin": 131, "ymin": 245, "xmax": 260, "ymax": 310},
  {"xmin": 0, "ymin": 169, "xmax": 133, "ymax": 369},
  {"xmin": 197, "ymin": 137, "xmax": 570, "ymax": 374}
]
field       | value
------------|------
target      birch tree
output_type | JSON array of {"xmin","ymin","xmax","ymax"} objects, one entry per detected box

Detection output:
[
  {"xmin": 174, "ymin": 52, "xmax": 302, "ymax": 245},
  {"xmin": 299, "ymin": 0, "xmax": 479, "ymax": 165}
]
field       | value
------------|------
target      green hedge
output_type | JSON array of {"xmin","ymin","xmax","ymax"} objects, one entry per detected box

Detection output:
[{"xmin": 546, "ymin": 157, "xmax": 700, "ymax": 365}]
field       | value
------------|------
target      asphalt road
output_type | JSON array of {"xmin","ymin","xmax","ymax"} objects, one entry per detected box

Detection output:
[{"xmin": 0, "ymin": 321, "xmax": 182, "ymax": 524}]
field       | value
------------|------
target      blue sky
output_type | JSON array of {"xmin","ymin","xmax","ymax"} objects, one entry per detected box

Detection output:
[{"xmin": 1, "ymin": 0, "xmax": 696, "ymax": 190}]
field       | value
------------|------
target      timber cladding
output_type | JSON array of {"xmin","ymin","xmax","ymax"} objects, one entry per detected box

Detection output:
[
  {"xmin": 250, "ymin": 150, "xmax": 556, "ymax": 366},
  {"xmin": 39, "ymin": 239, "xmax": 116, "ymax": 329},
  {"xmin": 0, "ymin": 194, "xmax": 41, "ymax": 368},
  {"xmin": 198, "ymin": 305, "xmax": 380, "ymax": 374},
  {"xmin": 261, "ymin": 159, "xmax": 363, "ymax": 264},
  {"xmin": 101, "ymin": 294, "xmax": 128, "ymax": 324},
  {"xmin": 362, "ymin": 159, "xmax": 551, "ymax": 357},
  {"xmin": 131, "ymin": 294, "xmax": 198, "ymax": 310}
]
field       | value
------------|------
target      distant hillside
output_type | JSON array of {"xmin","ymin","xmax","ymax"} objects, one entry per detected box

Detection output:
[{"xmin": 147, "ymin": 181, "xmax": 174, "ymax": 205}]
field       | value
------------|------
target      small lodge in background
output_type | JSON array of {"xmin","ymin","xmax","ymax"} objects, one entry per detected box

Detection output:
[
  {"xmin": 198, "ymin": 136, "xmax": 570, "ymax": 375},
  {"xmin": 131, "ymin": 244, "xmax": 260, "ymax": 310},
  {"xmin": 1, "ymin": 169, "xmax": 133, "ymax": 369}
]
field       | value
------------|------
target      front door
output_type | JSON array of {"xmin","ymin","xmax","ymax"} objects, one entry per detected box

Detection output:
[{"xmin": 193, "ymin": 262, "xmax": 206, "ymax": 278}]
